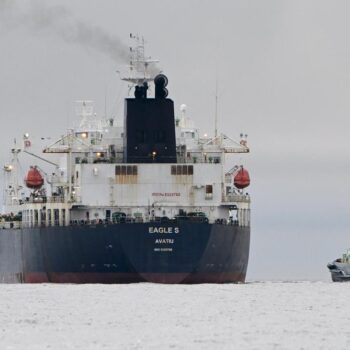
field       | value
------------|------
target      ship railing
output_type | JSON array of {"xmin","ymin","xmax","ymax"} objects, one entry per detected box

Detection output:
[
  {"xmin": 68, "ymin": 216, "xmax": 211, "ymax": 226},
  {"xmin": 176, "ymin": 156, "xmax": 222, "ymax": 164},
  {"xmin": 0, "ymin": 221, "xmax": 21, "ymax": 229},
  {"xmin": 66, "ymin": 216, "xmax": 240, "ymax": 226},
  {"xmin": 47, "ymin": 196, "xmax": 65, "ymax": 203},
  {"xmin": 19, "ymin": 216, "xmax": 247, "ymax": 228},
  {"xmin": 222, "ymin": 194, "xmax": 250, "ymax": 203},
  {"xmin": 25, "ymin": 196, "xmax": 66, "ymax": 204}
]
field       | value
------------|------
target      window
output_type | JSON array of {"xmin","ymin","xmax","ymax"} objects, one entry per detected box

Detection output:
[
  {"xmin": 205, "ymin": 184, "xmax": 213, "ymax": 200},
  {"xmin": 170, "ymin": 165, "xmax": 194, "ymax": 175},
  {"xmin": 115, "ymin": 165, "xmax": 138, "ymax": 176},
  {"xmin": 206, "ymin": 185, "xmax": 213, "ymax": 194}
]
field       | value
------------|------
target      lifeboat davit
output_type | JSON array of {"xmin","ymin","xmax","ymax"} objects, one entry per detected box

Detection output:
[
  {"xmin": 25, "ymin": 166, "xmax": 44, "ymax": 189},
  {"xmin": 234, "ymin": 167, "xmax": 250, "ymax": 189}
]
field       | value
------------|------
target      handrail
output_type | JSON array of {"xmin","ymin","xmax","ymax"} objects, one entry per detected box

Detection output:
[{"xmin": 222, "ymin": 194, "xmax": 250, "ymax": 203}]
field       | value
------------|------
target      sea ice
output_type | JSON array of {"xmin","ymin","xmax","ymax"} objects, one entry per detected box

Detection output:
[{"xmin": 0, "ymin": 281, "xmax": 349, "ymax": 349}]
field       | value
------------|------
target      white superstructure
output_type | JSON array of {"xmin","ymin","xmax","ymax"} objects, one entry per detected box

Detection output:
[{"xmin": 2, "ymin": 37, "xmax": 251, "ymax": 230}]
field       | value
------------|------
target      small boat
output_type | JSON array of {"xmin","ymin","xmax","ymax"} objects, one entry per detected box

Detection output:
[{"xmin": 327, "ymin": 249, "xmax": 350, "ymax": 282}]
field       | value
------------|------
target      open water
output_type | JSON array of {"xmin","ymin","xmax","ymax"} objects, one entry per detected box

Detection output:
[{"xmin": 0, "ymin": 281, "xmax": 349, "ymax": 349}]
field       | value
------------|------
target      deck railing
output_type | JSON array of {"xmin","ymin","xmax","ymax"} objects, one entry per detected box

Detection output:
[{"xmin": 222, "ymin": 194, "xmax": 250, "ymax": 203}]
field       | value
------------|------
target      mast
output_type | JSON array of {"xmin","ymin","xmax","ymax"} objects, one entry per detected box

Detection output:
[
  {"xmin": 3, "ymin": 140, "xmax": 22, "ymax": 212},
  {"xmin": 121, "ymin": 34, "xmax": 159, "ymax": 86},
  {"xmin": 12, "ymin": 142, "xmax": 20, "ymax": 207},
  {"xmin": 214, "ymin": 77, "xmax": 218, "ymax": 139}
]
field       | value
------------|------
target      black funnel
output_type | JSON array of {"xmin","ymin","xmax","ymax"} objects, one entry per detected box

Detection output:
[{"xmin": 124, "ymin": 74, "xmax": 177, "ymax": 163}]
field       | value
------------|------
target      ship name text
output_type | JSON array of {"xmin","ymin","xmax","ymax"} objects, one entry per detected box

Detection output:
[
  {"xmin": 149, "ymin": 227, "xmax": 180, "ymax": 234},
  {"xmin": 152, "ymin": 192, "xmax": 180, "ymax": 197}
]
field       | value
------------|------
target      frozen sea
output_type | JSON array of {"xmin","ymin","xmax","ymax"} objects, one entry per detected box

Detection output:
[{"xmin": 0, "ymin": 281, "xmax": 349, "ymax": 350}]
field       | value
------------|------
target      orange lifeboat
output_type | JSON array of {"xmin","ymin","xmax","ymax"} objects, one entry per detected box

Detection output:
[
  {"xmin": 234, "ymin": 167, "xmax": 250, "ymax": 189},
  {"xmin": 25, "ymin": 166, "xmax": 44, "ymax": 189}
]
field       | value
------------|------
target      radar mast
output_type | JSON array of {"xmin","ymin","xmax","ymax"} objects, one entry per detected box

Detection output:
[{"xmin": 121, "ymin": 34, "xmax": 160, "ymax": 86}]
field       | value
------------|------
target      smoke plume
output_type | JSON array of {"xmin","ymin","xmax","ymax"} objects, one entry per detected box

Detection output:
[{"xmin": 0, "ymin": 0, "xmax": 129, "ymax": 62}]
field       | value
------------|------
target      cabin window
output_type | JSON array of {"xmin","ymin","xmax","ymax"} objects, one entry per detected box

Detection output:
[
  {"xmin": 205, "ymin": 185, "xmax": 213, "ymax": 200},
  {"xmin": 115, "ymin": 165, "xmax": 138, "ymax": 175},
  {"xmin": 206, "ymin": 185, "xmax": 213, "ymax": 194},
  {"xmin": 170, "ymin": 165, "xmax": 194, "ymax": 175}
]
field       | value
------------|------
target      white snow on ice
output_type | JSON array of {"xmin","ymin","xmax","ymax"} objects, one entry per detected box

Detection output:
[{"xmin": 0, "ymin": 281, "xmax": 349, "ymax": 349}]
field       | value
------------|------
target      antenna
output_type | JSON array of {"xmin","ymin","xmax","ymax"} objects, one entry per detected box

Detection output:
[
  {"xmin": 121, "ymin": 34, "xmax": 159, "ymax": 86},
  {"xmin": 104, "ymin": 85, "xmax": 107, "ymax": 119},
  {"xmin": 214, "ymin": 76, "xmax": 218, "ymax": 138}
]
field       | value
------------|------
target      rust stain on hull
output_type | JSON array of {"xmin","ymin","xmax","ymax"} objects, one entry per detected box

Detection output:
[{"xmin": 24, "ymin": 272, "xmax": 246, "ymax": 284}]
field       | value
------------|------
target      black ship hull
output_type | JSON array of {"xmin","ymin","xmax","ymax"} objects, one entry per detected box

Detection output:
[{"xmin": 0, "ymin": 222, "xmax": 250, "ymax": 284}]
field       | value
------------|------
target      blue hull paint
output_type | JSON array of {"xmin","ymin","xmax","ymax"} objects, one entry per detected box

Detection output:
[{"xmin": 0, "ymin": 223, "xmax": 250, "ymax": 283}]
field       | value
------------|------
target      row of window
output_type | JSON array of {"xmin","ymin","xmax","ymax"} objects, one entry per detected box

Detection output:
[
  {"xmin": 115, "ymin": 165, "xmax": 138, "ymax": 175},
  {"xmin": 171, "ymin": 165, "xmax": 194, "ymax": 175},
  {"xmin": 115, "ymin": 165, "xmax": 194, "ymax": 176}
]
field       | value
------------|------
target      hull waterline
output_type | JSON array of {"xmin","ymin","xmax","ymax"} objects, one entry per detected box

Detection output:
[{"xmin": 0, "ymin": 223, "xmax": 250, "ymax": 284}]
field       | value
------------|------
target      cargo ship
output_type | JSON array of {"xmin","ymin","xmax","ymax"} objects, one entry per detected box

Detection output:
[
  {"xmin": 0, "ymin": 37, "xmax": 251, "ymax": 283},
  {"xmin": 327, "ymin": 250, "xmax": 350, "ymax": 282}
]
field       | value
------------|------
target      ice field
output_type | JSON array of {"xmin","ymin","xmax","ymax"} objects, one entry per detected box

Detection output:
[{"xmin": 0, "ymin": 281, "xmax": 349, "ymax": 349}]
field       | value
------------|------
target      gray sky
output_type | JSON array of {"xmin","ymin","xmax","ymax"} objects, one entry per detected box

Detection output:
[{"xmin": 1, "ymin": 0, "xmax": 349, "ymax": 280}]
